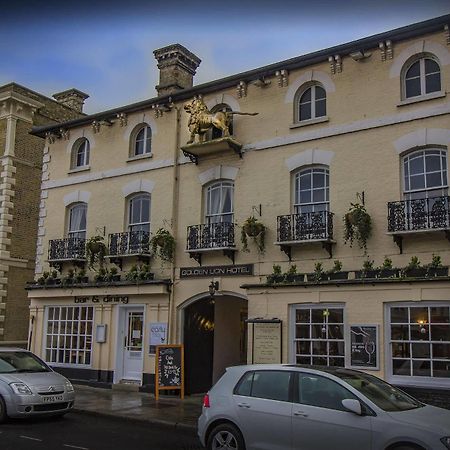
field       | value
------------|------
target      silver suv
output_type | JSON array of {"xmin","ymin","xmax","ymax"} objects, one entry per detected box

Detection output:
[
  {"xmin": 198, "ymin": 364, "xmax": 450, "ymax": 450},
  {"xmin": 0, "ymin": 348, "xmax": 75, "ymax": 421}
]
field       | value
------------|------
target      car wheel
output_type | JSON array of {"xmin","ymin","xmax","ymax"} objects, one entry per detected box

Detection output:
[
  {"xmin": 0, "ymin": 396, "xmax": 7, "ymax": 423},
  {"xmin": 207, "ymin": 423, "xmax": 245, "ymax": 450},
  {"xmin": 389, "ymin": 446, "xmax": 424, "ymax": 450}
]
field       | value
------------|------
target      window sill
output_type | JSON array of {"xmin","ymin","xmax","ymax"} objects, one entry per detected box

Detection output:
[
  {"xmin": 290, "ymin": 116, "xmax": 329, "ymax": 129},
  {"xmin": 68, "ymin": 166, "xmax": 90, "ymax": 174},
  {"xmin": 127, "ymin": 153, "xmax": 153, "ymax": 163},
  {"xmin": 397, "ymin": 91, "xmax": 446, "ymax": 107}
]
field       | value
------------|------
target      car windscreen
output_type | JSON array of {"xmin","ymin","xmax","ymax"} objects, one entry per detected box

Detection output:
[
  {"xmin": 334, "ymin": 370, "xmax": 423, "ymax": 412},
  {"xmin": 0, "ymin": 352, "xmax": 51, "ymax": 374}
]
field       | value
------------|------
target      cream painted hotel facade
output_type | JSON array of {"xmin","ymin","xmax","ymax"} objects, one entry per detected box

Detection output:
[{"xmin": 28, "ymin": 15, "xmax": 450, "ymax": 399}]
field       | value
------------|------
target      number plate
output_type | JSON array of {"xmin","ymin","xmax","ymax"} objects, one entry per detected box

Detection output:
[{"xmin": 42, "ymin": 395, "xmax": 64, "ymax": 403}]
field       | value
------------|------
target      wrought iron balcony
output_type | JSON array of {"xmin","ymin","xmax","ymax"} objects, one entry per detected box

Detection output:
[
  {"xmin": 388, "ymin": 196, "xmax": 450, "ymax": 233},
  {"xmin": 48, "ymin": 238, "xmax": 86, "ymax": 263},
  {"xmin": 108, "ymin": 230, "xmax": 151, "ymax": 257},
  {"xmin": 276, "ymin": 211, "xmax": 334, "ymax": 259},
  {"xmin": 387, "ymin": 196, "xmax": 450, "ymax": 253},
  {"xmin": 186, "ymin": 222, "xmax": 236, "ymax": 264}
]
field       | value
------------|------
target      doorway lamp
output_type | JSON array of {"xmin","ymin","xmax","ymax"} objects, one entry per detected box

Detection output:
[{"xmin": 209, "ymin": 281, "xmax": 219, "ymax": 298}]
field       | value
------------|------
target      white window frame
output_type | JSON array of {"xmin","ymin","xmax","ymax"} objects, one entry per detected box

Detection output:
[
  {"xmin": 204, "ymin": 180, "xmax": 234, "ymax": 224},
  {"xmin": 385, "ymin": 302, "xmax": 450, "ymax": 389},
  {"xmin": 290, "ymin": 303, "xmax": 346, "ymax": 367},
  {"xmin": 71, "ymin": 138, "xmax": 90, "ymax": 169},
  {"xmin": 133, "ymin": 125, "xmax": 152, "ymax": 157},
  {"xmin": 293, "ymin": 166, "xmax": 330, "ymax": 214},
  {"xmin": 296, "ymin": 84, "xmax": 327, "ymax": 123},
  {"xmin": 403, "ymin": 56, "xmax": 441, "ymax": 100},
  {"xmin": 128, "ymin": 193, "xmax": 151, "ymax": 233},
  {"xmin": 43, "ymin": 305, "xmax": 94, "ymax": 368},
  {"xmin": 67, "ymin": 203, "xmax": 87, "ymax": 239}
]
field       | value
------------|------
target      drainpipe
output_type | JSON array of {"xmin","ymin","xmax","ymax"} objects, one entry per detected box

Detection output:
[{"xmin": 167, "ymin": 105, "xmax": 182, "ymax": 344}]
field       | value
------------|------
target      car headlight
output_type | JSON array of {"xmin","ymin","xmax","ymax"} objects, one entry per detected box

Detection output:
[
  {"xmin": 441, "ymin": 437, "xmax": 450, "ymax": 449},
  {"xmin": 65, "ymin": 381, "xmax": 74, "ymax": 393},
  {"xmin": 10, "ymin": 382, "xmax": 33, "ymax": 395}
]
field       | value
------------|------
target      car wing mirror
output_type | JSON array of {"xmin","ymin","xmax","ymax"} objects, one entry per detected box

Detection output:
[{"xmin": 342, "ymin": 399, "xmax": 362, "ymax": 415}]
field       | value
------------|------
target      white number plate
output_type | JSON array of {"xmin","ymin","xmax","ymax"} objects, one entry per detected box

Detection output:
[{"xmin": 42, "ymin": 395, "xmax": 64, "ymax": 403}]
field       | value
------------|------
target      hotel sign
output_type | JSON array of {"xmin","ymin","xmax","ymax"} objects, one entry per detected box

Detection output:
[{"xmin": 180, "ymin": 264, "xmax": 254, "ymax": 279}]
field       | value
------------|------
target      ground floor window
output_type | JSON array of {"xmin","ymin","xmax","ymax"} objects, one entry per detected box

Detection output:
[
  {"xmin": 293, "ymin": 305, "xmax": 345, "ymax": 367},
  {"xmin": 45, "ymin": 306, "xmax": 94, "ymax": 366},
  {"xmin": 388, "ymin": 303, "xmax": 450, "ymax": 380}
]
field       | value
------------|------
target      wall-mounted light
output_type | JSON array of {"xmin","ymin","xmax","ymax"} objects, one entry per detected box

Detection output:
[{"xmin": 209, "ymin": 281, "xmax": 219, "ymax": 298}]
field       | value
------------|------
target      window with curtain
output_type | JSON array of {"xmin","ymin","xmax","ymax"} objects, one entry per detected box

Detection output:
[
  {"xmin": 205, "ymin": 181, "xmax": 234, "ymax": 223},
  {"xmin": 128, "ymin": 193, "xmax": 151, "ymax": 232},
  {"xmin": 71, "ymin": 138, "xmax": 90, "ymax": 169},
  {"xmin": 403, "ymin": 56, "xmax": 441, "ymax": 99},
  {"xmin": 403, "ymin": 149, "xmax": 448, "ymax": 201},
  {"xmin": 296, "ymin": 84, "xmax": 326, "ymax": 122},
  {"xmin": 294, "ymin": 167, "xmax": 329, "ymax": 214},
  {"xmin": 68, "ymin": 203, "xmax": 87, "ymax": 239},
  {"xmin": 133, "ymin": 125, "xmax": 152, "ymax": 156}
]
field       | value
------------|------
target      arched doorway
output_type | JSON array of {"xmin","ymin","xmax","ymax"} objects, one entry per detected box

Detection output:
[{"xmin": 183, "ymin": 293, "xmax": 248, "ymax": 394}]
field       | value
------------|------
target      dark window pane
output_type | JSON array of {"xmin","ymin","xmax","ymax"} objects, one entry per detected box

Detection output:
[
  {"xmin": 411, "ymin": 325, "xmax": 429, "ymax": 341},
  {"xmin": 313, "ymin": 189, "xmax": 325, "ymax": 203},
  {"xmin": 235, "ymin": 372, "xmax": 253, "ymax": 396},
  {"xmin": 300, "ymin": 88, "xmax": 312, "ymax": 103},
  {"xmin": 296, "ymin": 310, "xmax": 310, "ymax": 323},
  {"xmin": 329, "ymin": 341, "xmax": 345, "ymax": 356},
  {"xmin": 406, "ymin": 60, "xmax": 420, "ymax": 78},
  {"xmin": 425, "ymin": 59, "xmax": 439, "ymax": 74},
  {"xmin": 412, "ymin": 343, "xmax": 431, "ymax": 358},
  {"xmin": 391, "ymin": 325, "xmax": 409, "ymax": 340},
  {"xmin": 431, "ymin": 307, "xmax": 450, "ymax": 323},
  {"xmin": 425, "ymin": 155, "xmax": 443, "ymax": 173},
  {"xmin": 313, "ymin": 173, "xmax": 325, "ymax": 188},
  {"xmin": 392, "ymin": 342, "xmax": 410, "ymax": 358},
  {"xmin": 409, "ymin": 156, "xmax": 424, "ymax": 175},
  {"xmin": 433, "ymin": 343, "xmax": 450, "ymax": 359},
  {"xmin": 300, "ymin": 190, "xmax": 311, "ymax": 204},
  {"xmin": 312, "ymin": 357, "xmax": 327, "ymax": 366},
  {"xmin": 391, "ymin": 307, "xmax": 408, "ymax": 323},
  {"xmin": 311, "ymin": 309, "xmax": 325, "ymax": 323},
  {"xmin": 409, "ymin": 174, "xmax": 425, "ymax": 190},
  {"xmin": 433, "ymin": 361, "xmax": 450, "ymax": 378},
  {"xmin": 315, "ymin": 99, "xmax": 326, "ymax": 117},
  {"xmin": 426, "ymin": 172, "xmax": 443, "ymax": 188},
  {"xmin": 315, "ymin": 86, "xmax": 326, "ymax": 100},
  {"xmin": 296, "ymin": 341, "xmax": 311, "ymax": 355},
  {"xmin": 296, "ymin": 325, "xmax": 310, "ymax": 339},
  {"xmin": 328, "ymin": 325, "xmax": 343, "ymax": 340},
  {"xmin": 405, "ymin": 78, "xmax": 421, "ymax": 98},
  {"xmin": 412, "ymin": 360, "xmax": 431, "ymax": 377},
  {"xmin": 300, "ymin": 103, "xmax": 311, "ymax": 121},
  {"xmin": 135, "ymin": 140, "xmax": 144, "ymax": 155},
  {"xmin": 297, "ymin": 356, "xmax": 311, "ymax": 365},
  {"xmin": 393, "ymin": 359, "xmax": 411, "ymax": 375},
  {"xmin": 431, "ymin": 325, "xmax": 450, "ymax": 341},
  {"xmin": 426, "ymin": 73, "xmax": 441, "ymax": 93},
  {"xmin": 410, "ymin": 307, "xmax": 429, "ymax": 323},
  {"xmin": 251, "ymin": 371, "xmax": 291, "ymax": 402},
  {"xmin": 312, "ymin": 325, "xmax": 327, "ymax": 339},
  {"xmin": 328, "ymin": 357, "xmax": 345, "ymax": 367},
  {"xmin": 312, "ymin": 341, "xmax": 327, "ymax": 355},
  {"xmin": 299, "ymin": 173, "xmax": 311, "ymax": 190}
]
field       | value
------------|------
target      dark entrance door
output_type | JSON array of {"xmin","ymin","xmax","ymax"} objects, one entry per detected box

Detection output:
[{"xmin": 184, "ymin": 297, "xmax": 215, "ymax": 394}]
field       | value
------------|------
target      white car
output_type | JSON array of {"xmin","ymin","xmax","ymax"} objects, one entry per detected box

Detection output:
[
  {"xmin": 0, "ymin": 348, "xmax": 75, "ymax": 422},
  {"xmin": 198, "ymin": 364, "xmax": 450, "ymax": 450}
]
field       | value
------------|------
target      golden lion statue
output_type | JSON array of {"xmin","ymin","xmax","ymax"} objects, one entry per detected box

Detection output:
[{"xmin": 184, "ymin": 97, "xmax": 258, "ymax": 144}]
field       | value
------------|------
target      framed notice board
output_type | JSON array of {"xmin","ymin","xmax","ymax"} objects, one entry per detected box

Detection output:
[
  {"xmin": 155, "ymin": 344, "xmax": 184, "ymax": 400},
  {"xmin": 349, "ymin": 325, "xmax": 379, "ymax": 370},
  {"xmin": 248, "ymin": 319, "xmax": 282, "ymax": 364}
]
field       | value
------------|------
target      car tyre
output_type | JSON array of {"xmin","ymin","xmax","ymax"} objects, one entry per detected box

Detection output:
[
  {"xmin": 390, "ymin": 446, "xmax": 424, "ymax": 450},
  {"xmin": 207, "ymin": 423, "xmax": 245, "ymax": 450},
  {"xmin": 0, "ymin": 395, "xmax": 7, "ymax": 423}
]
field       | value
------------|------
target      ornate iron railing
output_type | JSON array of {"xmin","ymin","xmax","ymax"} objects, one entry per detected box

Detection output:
[
  {"xmin": 48, "ymin": 238, "xmax": 86, "ymax": 261},
  {"xmin": 108, "ymin": 231, "xmax": 151, "ymax": 256},
  {"xmin": 277, "ymin": 211, "xmax": 334, "ymax": 242},
  {"xmin": 388, "ymin": 196, "xmax": 450, "ymax": 232},
  {"xmin": 186, "ymin": 222, "xmax": 235, "ymax": 251}
]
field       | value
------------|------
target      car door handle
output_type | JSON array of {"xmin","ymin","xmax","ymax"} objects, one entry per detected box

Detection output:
[
  {"xmin": 293, "ymin": 411, "xmax": 308, "ymax": 417},
  {"xmin": 237, "ymin": 403, "xmax": 251, "ymax": 408}
]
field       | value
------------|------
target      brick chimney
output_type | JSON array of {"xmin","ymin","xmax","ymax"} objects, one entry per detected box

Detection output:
[
  {"xmin": 53, "ymin": 88, "xmax": 89, "ymax": 113},
  {"xmin": 153, "ymin": 44, "xmax": 201, "ymax": 97}
]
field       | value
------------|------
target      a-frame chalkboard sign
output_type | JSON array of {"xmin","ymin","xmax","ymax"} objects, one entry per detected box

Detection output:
[{"xmin": 155, "ymin": 344, "xmax": 184, "ymax": 400}]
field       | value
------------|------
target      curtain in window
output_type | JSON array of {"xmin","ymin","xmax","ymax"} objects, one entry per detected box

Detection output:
[{"xmin": 68, "ymin": 204, "xmax": 87, "ymax": 239}]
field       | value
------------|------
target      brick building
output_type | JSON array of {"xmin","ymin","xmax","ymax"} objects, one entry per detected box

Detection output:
[{"xmin": 0, "ymin": 83, "xmax": 85, "ymax": 346}]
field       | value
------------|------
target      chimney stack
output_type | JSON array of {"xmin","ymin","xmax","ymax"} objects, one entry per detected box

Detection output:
[
  {"xmin": 53, "ymin": 88, "xmax": 89, "ymax": 113},
  {"xmin": 153, "ymin": 44, "xmax": 201, "ymax": 97}
]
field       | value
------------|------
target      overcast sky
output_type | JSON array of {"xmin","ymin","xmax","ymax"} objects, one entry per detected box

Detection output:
[{"xmin": 2, "ymin": 0, "xmax": 449, "ymax": 114}]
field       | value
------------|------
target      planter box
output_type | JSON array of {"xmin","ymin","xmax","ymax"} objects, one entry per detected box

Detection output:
[
  {"xmin": 328, "ymin": 271, "xmax": 348, "ymax": 281},
  {"xmin": 111, "ymin": 275, "xmax": 121, "ymax": 282},
  {"xmin": 427, "ymin": 267, "xmax": 449, "ymax": 277},
  {"xmin": 266, "ymin": 274, "xmax": 284, "ymax": 284},
  {"xmin": 379, "ymin": 269, "xmax": 399, "ymax": 278},
  {"xmin": 75, "ymin": 276, "xmax": 89, "ymax": 283},
  {"xmin": 355, "ymin": 270, "xmax": 379, "ymax": 279},
  {"xmin": 404, "ymin": 268, "xmax": 427, "ymax": 278},
  {"xmin": 284, "ymin": 274, "xmax": 305, "ymax": 283},
  {"xmin": 306, "ymin": 273, "xmax": 326, "ymax": 282}
]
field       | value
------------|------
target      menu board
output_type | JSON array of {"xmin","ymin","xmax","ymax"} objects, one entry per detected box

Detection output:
[
  {"xmin": 155, "ymin": 345, "xmax": 184, "ymax": 399},
  {"xmin": 250, "ymin": 320, "xmax": 282, "ymax": 364},
  {"xmin": 350, "ymin": 325, "xmax": 379, "ymax": 370}
]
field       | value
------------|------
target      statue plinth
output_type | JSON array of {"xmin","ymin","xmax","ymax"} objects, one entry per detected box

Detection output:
[{"xmin": 181, "ymin": 137, "xmax": 243, "ymax": 164}]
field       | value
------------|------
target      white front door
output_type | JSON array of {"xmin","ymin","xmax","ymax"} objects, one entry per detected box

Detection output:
[{"xmin": 122, "ymin": 308, "xmax": 144, "ymax": 381}]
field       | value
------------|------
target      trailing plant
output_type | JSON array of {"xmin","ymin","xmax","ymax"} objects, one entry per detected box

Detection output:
[
  {"xmin": 241, "ymin": 216, "xmax": 266, "ymax": 253},
  {"xmin": 343, "ymin": 202, "xmax": 372, "ymax": 252},
  {"xmin": 86, "ymin": 235, "xmax": 107, "ymax": 270},
  {"xmin": 151, "ymin": 228, "xmax": 176, "ymax": 262}
]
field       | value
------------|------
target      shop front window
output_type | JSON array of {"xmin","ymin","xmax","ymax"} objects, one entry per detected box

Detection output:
[
  {"xmin": 45, "ymin": 306, "xmax": 94, "ymax": 366},
  {"xmin": 389, "ymin": 304, "xmax": 450, "ymax": 381},
  {"xmin": 293, "ymin": 305, "xmax": 345, "ymax": 367}
]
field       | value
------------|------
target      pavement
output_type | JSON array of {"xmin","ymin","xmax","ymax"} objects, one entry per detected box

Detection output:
[{"xmin": 72, "ymin": 384, "xmax": 203, "ymax": 431}]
